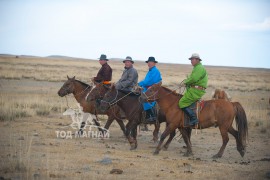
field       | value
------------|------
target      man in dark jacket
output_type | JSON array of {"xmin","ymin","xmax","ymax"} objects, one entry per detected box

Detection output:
[
  {"xmin": 93, "ymin": 54, "xmax": 112, "ymax": 84},
  {"xmin": 115, "ymin": 56, "xmax": 138, "ymax": 91}
]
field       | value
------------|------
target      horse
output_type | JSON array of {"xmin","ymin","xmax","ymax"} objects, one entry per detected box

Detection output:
[
  {"xmin": 98, "ymin": 84, "xmax": 169, "ymax": 150},
  {"xmin": 57, "ymin": 76, "xmax": 126, "ymax": 135},
  {"xmin": 85, "ymin": 83, "xmax": 163, "ymax": 143},
  {"xmin": 141, "ymin": 83, "xmax": 248, "ymax": 158},
  {"xmin": 212, "ymin": 89, "xmax": 231, "ymax": 101}
]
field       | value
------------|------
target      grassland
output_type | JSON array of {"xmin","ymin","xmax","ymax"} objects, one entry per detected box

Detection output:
[{"xmin": 0, "ymin": 56, "xmax": 270, "ymax": 179}]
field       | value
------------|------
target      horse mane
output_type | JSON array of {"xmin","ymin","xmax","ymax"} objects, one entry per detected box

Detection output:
[
  {"xmin": 75, "ymin": 79, "xmax": 91, "ymax": 87},
  {"xmin": 161, "ymin": 86, "xmax": 182, "ymax": 97}
]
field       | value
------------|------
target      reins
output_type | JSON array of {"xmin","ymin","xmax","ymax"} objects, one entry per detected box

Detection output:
[
  {"xmin": 144, "ymin": 81, "xmax": 186, "ymax": 102},
  {"xmin": 101, "ymin": 90, "xmax": 133, "ymax": 107}
]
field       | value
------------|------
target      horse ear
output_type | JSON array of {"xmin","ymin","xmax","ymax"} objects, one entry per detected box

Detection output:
[
  {"xmin": 72, "ymin": 76, "xmax": 75, "ymax": 80},
  {"xmin": 67, "ymin": 75, "xmax": 70, "ymax": 79}
]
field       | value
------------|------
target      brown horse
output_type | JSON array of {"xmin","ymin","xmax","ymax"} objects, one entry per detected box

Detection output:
[
  {"xmin": 57, "ymin": 76, "xmax": 126, "ymax": 135},
  {"xmin": 141, "ymin": 84, "xmax": 248, "ymax": 158},
  {"xmin": 212, "ymin": 89, "xmax": 231, "ymax": 101},
  {"xmin": 98, "ymin": 84, "xmax": 168, "ymax": 150},
  {"xmin": 85, "ymin": 83, "xmax": 164, "ymax": 143}
]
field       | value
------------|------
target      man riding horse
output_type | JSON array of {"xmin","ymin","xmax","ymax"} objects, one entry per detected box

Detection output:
[
  {"xmin": 92, "ymin": 54, "xmax": 112, "ymax": 84},
  {"xmin": 138, "ymin": 57, "xmax": 162, "ymax": 123},
  {"xmin": 115, "ymin": 56, "xmax": 138, "ymax": 92},
  {"xmin": 179, "ymin": 53, "xmax": 208, "ymax": 126}
]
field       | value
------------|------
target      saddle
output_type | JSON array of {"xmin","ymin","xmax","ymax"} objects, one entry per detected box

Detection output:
[{"xmin": 183, "ymin": 100, "xmax": 205, "ymax": 127}]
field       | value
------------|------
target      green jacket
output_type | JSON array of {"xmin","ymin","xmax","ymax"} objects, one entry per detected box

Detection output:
[
  {"xmin": 179, "ymin": 62, "xmax": 208, "ymax": 108},
  {"xmin": 184, "ymin": 62, "xmax": 208, "ymax": 88}
]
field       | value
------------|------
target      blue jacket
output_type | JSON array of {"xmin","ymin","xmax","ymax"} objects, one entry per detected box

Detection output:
[{"xmin": 138, "ymin": 66, "xmax": 162, "ymax": 110}]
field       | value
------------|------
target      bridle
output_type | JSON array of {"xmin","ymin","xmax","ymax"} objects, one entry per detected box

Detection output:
[
  {"xmin": 61, "ymin": 81, "xmax": 92, "ymax": 108},
  {"xmin": 142, "ymin": 87, "xmax": 160, "ymax": 102}
]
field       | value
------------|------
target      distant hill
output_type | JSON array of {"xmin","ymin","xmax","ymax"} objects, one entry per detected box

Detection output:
[
  {"xmin": 0, "ymin": 54, "xmax": 42, "ymax": 58},
  {"xmin": 0, "ymin": 54, "xmax": 17, "ymax": 58},
  {"xmin": 47, "ymin": 55, "xmax": 76, "ymax": 59}
]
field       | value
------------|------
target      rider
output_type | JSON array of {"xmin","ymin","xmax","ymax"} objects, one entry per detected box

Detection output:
[
  {"xmin": 179, "ymin": 53, "xmax": 208, "ymax": 126},
  {"xmin": 138, "ymin": 56, "xmax": 162, "ymax": 123},
  {"xmin": 92, "ymin": 54, "xmax": 112, "ymax": 84},
  {"xmin": 115, "ymin": 56, "xmax": 138, "ymax": 92}
]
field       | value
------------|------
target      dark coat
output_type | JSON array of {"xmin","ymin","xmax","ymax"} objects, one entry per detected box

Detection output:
[{"xmin": 94, "ymin": 63, "xmax": 112, "ymax": 82}]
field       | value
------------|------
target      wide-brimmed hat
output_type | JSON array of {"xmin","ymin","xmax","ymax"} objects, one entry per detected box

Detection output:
[
  {"xmin": 145, "ymin": 56, "xmax": 158, "ymax": 63},
  {"xmin": 123, "ymin": 56, "xmax": 134, "ymax": 64},
  {"xmin": 98, "ymin": 54, "xmax": 108, "ymax": 61},
  {"xmin": 189, "ymin": 53, "xmax": 202, "ymax": 61}
]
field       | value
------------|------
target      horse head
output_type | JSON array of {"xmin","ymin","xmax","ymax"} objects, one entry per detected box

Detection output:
[
  {"xmin": 212, "ymin": 89, "xmax": 231, "ymax": 101},
  {"xmin": 140, "ymin": 82, "xmax": 162, "ymax": 102},
  {"xmin": 85, "ymin": 82, "xmax": 109, "ymax": 102},
  {"xmin": 99, "ymin": 84, "xmax": 118, "ymax": 112},
  {"xmin": 58, "ymin": 75, "xmax": 76, "ymax": 97}
]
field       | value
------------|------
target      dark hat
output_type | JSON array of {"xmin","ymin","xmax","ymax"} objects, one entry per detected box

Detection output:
[
  {"xmin": 98, "ymin": 54, "xmax": 108, "ymax": 61},
  {"xmin": 145, "ymin": 56, "xmax": 158, "ymax": 63},
  {"xmin": 188, "ymin": 53, "xmax": 202, "ymax": 61},
  {"xmin": 123, "ymin": 56, "xmax": 134, "ymax": 64}
]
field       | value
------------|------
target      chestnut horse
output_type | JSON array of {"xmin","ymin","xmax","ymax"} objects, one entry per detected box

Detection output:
[
  {"xmin": 141, "ymin": 84, "xmax": 248, "ymax": 158},
  {"xmin": 58, "ymin": 76, "xmax": 126, "ymax": 135},
  {"xmin": 85, "ymin": 83, "xmax": 165, "ymax": 143},
  {"xmin": 212, "ymin": 89, "xmax": 231, "ymax": 101},
  {"xmin": 98, "ymin": 84, "xmax": 168, "ymax": 150}
]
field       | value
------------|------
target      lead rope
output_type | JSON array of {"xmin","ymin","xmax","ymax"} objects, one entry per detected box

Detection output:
[
  {"xmin": 195, "ymin": 102, "xmax": 199, "ymax": 135},
  {"xmin": 65, "ymin": 95, "xmax": 71, "ymax": 108}
]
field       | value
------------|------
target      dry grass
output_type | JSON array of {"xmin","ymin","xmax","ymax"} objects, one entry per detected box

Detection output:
[
  {"xmin": 0, "ymin": 56, "xmax": 270, "ymax": 179},
  {"xmin": 0, "ymin": 56, "xmax": 270, "ymax": 123}
]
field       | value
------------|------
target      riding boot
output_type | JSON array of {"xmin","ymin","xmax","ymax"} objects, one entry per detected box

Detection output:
[
  {"xmin": 181, "ymin": 107, "xmax": 199, "ymax": 126},
  {"xmin": 145, "ymin": 108, "xmax": 156, "ymax": 123}
]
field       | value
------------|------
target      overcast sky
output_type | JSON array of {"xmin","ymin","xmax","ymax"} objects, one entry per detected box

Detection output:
[{"xmin": 0, "ymin": 0, "xmax": 270, "ymax": 68}]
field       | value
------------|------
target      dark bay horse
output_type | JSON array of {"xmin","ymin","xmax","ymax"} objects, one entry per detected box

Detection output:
[
  {"xmin": 85, "ymin": 83, "xmax": 164, "ymax": 143},
  {"xmin": 141, "ymin": 84, "xmax": 248, "ymax": 158},
  {"xmin": 98, "ymin": 84, "xmax": 168, "ymax": 150},
  {"xmin": 57, "ymin": 76, "xmax": 126, "ymax": 135}
]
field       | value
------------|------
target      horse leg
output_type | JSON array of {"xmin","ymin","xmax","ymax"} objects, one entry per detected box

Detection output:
[
  {"xmin": 131, "ymin": 125, "xmax": 138, "ymax": 149},
  {"xmin": 152, "ymin": 122, "xmax": 161, "ymax": 143},
  {"xmin": 163, "ymin": 129, "xmax": 176, "ymax": 150},
  {"xmin": 181, "ymin": 128, "xmax": 193, "ymax": 156},
  {"xmin": 153, "ymin": 124, "xmax": 176, "ymax": 155},
  {"xmin": 115, "ymin": 117, "xmax": 126, "ymax": 136},
  {"xmin": 78, "ymin": 113, "xmax": 89, "ymax": 135},
  {"xmin": 228, "ymin": 126, "xmax": 245, "ymax": 157},
  {"xmin": 125, "ymin": 121, "xmax": 136, "ymax": 150},
  {"xmin": 213, "ymin": 127, "xmax": 229, "ymax": 158},
  {"xmin": 91, "ymin": 114, "xmax": 105, "ymax": 134}
]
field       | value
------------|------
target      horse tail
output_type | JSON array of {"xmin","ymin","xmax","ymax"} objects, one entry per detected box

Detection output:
[{"xmin": 232, "ymin": 102, "xmax": 248, "ymax": 147}]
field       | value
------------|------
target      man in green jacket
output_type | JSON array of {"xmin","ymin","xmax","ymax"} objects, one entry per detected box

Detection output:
[{"xmin": 179, "ymin": 53, "xmax": 208, "ymax": 126}]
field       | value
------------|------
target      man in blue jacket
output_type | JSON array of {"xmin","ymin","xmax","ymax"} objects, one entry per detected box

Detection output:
[{"xmin": 138, "ymin": 57, "xmax": 162, "ymax": 123}]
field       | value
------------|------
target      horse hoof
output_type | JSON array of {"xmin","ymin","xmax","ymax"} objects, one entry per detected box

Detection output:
[
  {"xmin": 130, "ymin": 143, "xmax": 137, "ymax": 150},
  {"xmin": 239, "ymin": 150, "xmax": 245, "ymax": 157},
  {"xmin": 153, "ymin": 150, "xmax": 159, "ymax": 155},
  {"xmin": 184, "ymin": 152, "xmax": 192, "ymax": 157},
  {"xmin": 212, "ymin": 154, "xmax": 221, "ymax": 159},
  {"xmin": 163, "ymin": 146, "xmax": 168, "ymax": 151}
]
